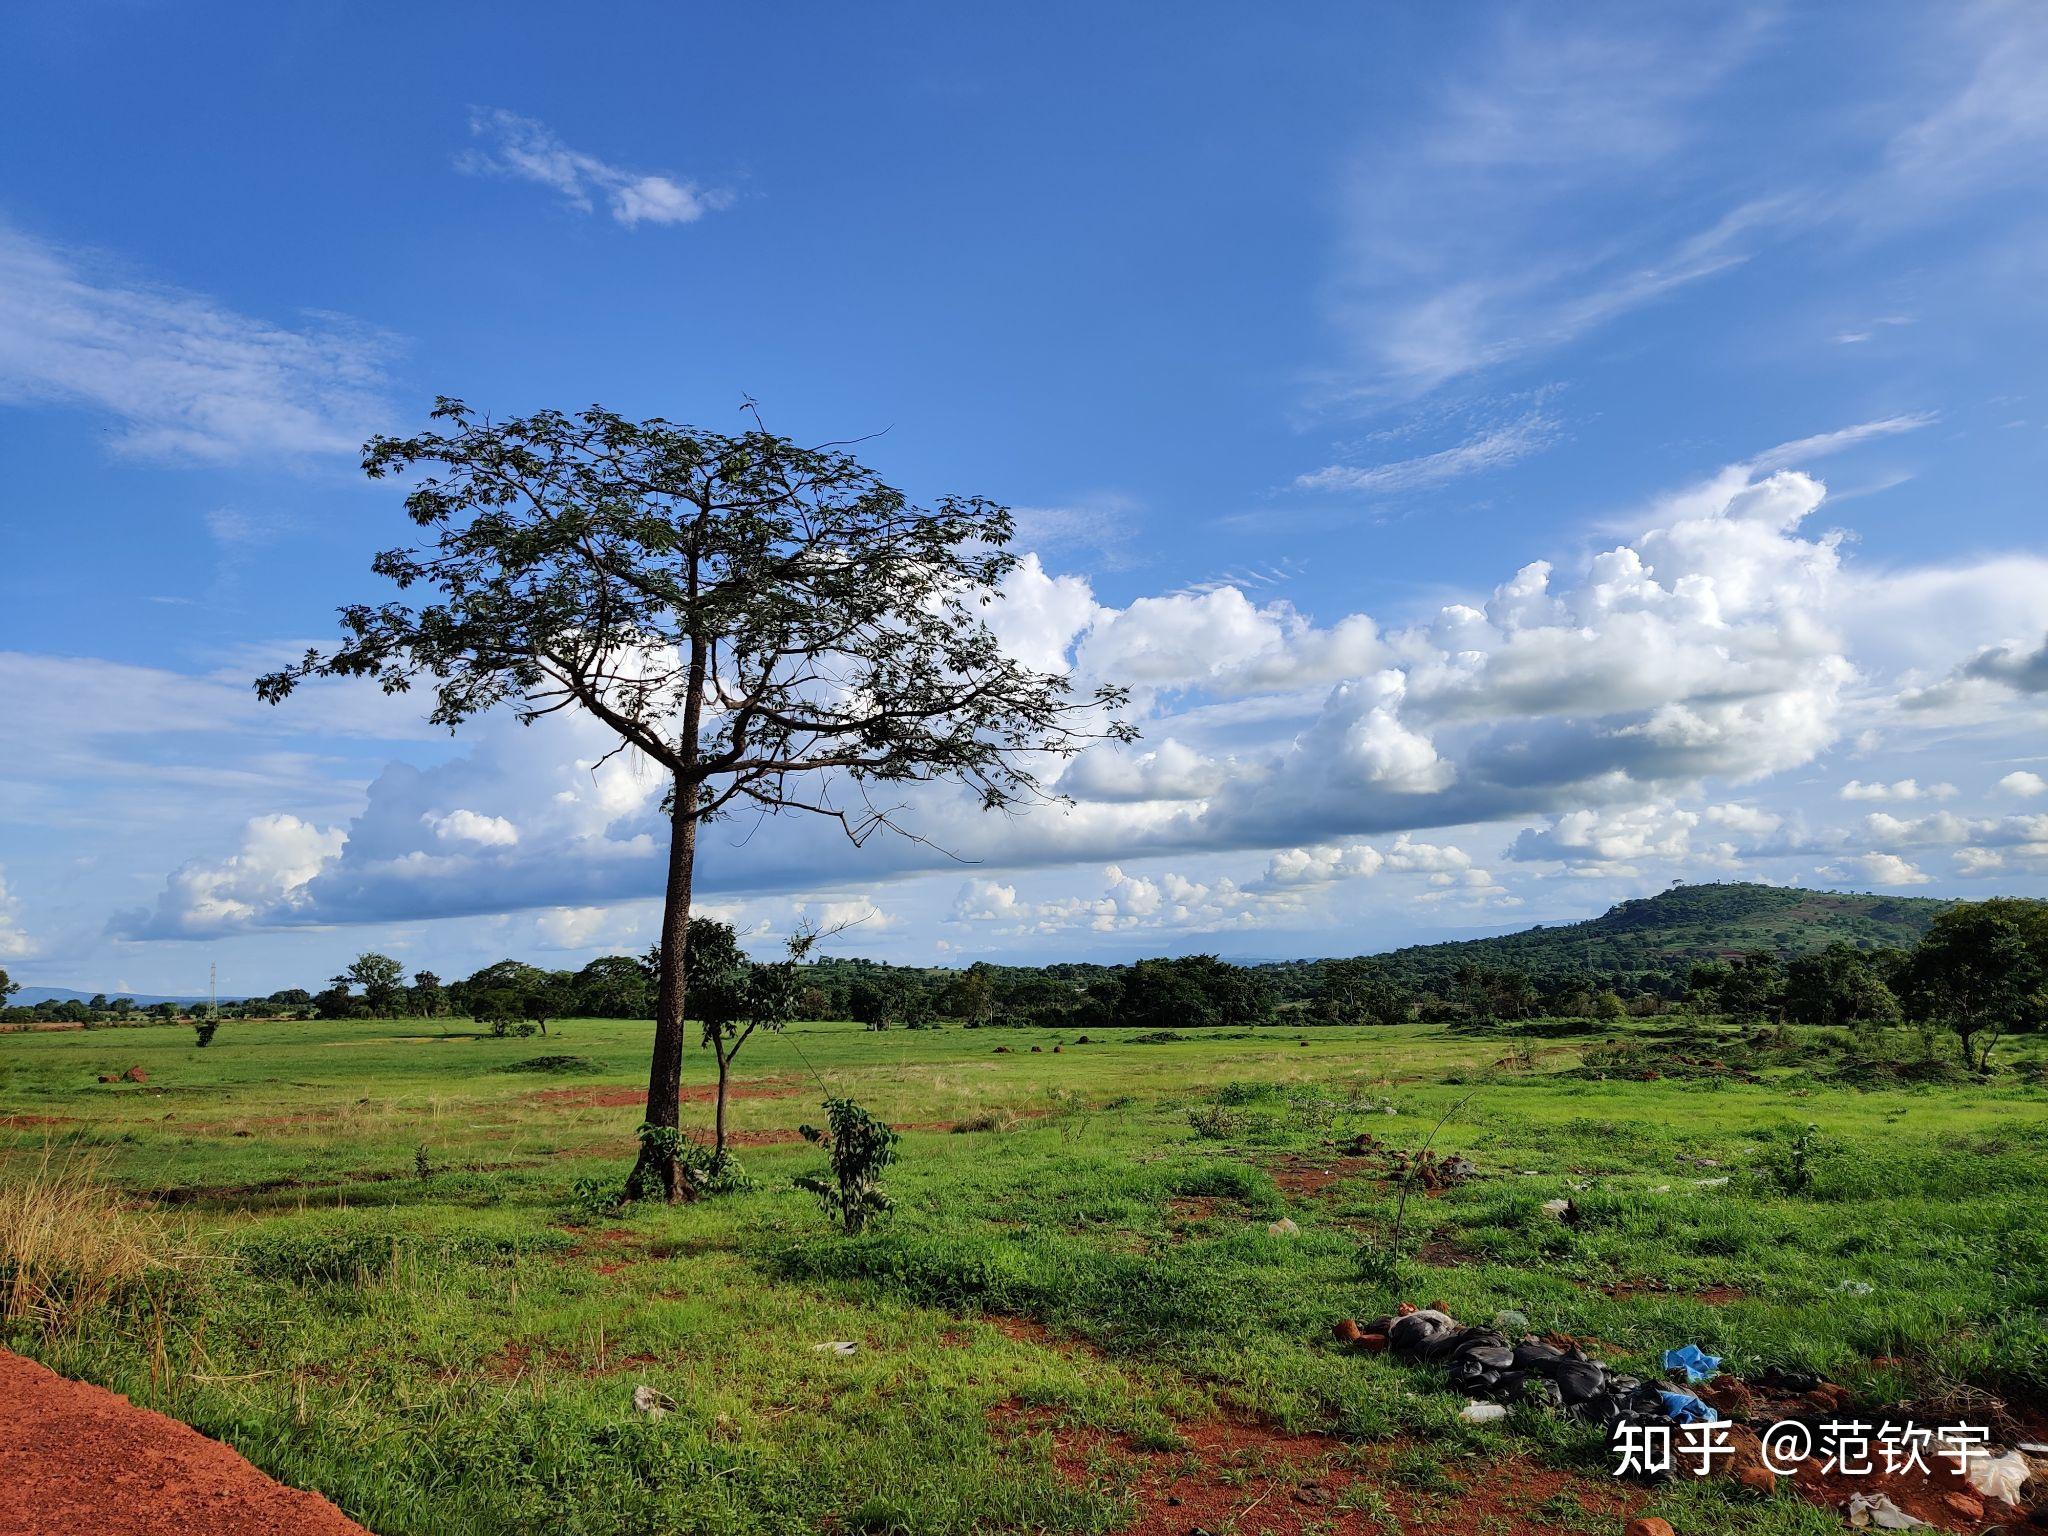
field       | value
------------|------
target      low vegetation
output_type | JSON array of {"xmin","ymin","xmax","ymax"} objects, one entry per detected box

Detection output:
[
  {"xmin": 2, "ymin": 1001, "xmax": 2043, "ymax": 1534},
  {"xmin": 0, "ymin": 1146, "xmax": 170, "ymax": 1338}
]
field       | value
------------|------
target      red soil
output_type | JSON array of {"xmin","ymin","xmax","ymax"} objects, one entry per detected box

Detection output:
[
  {"xmin": 0, "ymin": 1347, "xmax": 374, "ymax": 1536},
  {"xmin": 532, "ymin": 1077, "xmax": 801, "ymax": 1110},
  {"xmin": 992, "ymin": 1403, "xmax": 1645, "ymax": 1535}
]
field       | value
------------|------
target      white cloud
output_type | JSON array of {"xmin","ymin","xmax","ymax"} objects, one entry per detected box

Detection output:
[
  {"xmin": 1507, "ymin": 803, "xmax": 1697, "ymax": 866},
  {"xmin": 1294, "ymin": 410, "xmax": 1559, "ymax": 494},
  {"xmin": 1059, "ymin": 739, "xmax": 1230, "ymax": 803},
  {"xmin": 1954, "ymin": 847, "xmax": 2007, "ymax": 877},
  {"xmin": 0, "ymin": 221, "xmax": 394, "ymax": 462},
  {"xmin": 1997, "ymin": 770, "xmax": 2048, "ymax": 798},
  {"xmin": 459, "ymin": 109, "xmax": 733, "ymax": 228},
  {"xmin": 113, "ymin": 814, "xmax": 345, "ymax": 940},
  {"xmin": 1741, "ymin": 414, "xmax": 1938, "ymax": 474},
  {"xmin": 1882, "ymin": 0, "xmax": 2048, "ymax": 204},
  {"xmin": 425, "ymin": 809, "xmax": 520, "ymax": 848},
  {"xmin": 0, "ymin": 868, "xmax": 35, "ymax": 961},
  {"xmin": 1840, "ymin": 778, "xmax": 1957, "ymax": 802},
  {"xmin": 106, "ymin": 434, "xmax": 2048, "ymax": 938},
  {"xmin": 1822, "ymin": 852, "xmax": 1932, "ymax": 887}
]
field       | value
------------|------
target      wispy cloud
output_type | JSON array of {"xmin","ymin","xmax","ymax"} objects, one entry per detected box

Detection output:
[
  {"xmin": 1320, "ymin": 10, "xmax": 1774, "ymax": 404},
  {"xmin": 1882, "ymin": 0, "xmax": 2048, "ymax": 205},
  {"xmin": 1743, "ymin": 412, "xmax": 1937, "ymax": 473},
  {"xmin": 0, "ymin": 222, "xmax": 396, "ymax": 463},
  {"xmin": 1009, "ymin": 493, "xmax": 1142, "ymax": 570},
  {"xmin": 458, "ymin": 109, "xmax": 734, "ymax": 228},
  {"xmin": 1295, "ymin": 409, "xmax": 1559, "ymax": 494}
]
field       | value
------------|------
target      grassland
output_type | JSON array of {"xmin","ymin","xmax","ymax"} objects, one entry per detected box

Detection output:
[{"xmin": 2, "ymin": 1014, "xmax": 2045, "ymax": 1535}]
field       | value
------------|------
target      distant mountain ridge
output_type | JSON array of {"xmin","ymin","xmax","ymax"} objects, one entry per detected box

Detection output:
[{"xmin": 1355, "ymin": 881, "xmax": 1954, "ymax": 987}]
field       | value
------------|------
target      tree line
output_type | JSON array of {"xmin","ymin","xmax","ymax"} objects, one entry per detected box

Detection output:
[{"xmin": 11, "ymin": 894, "xmax": 2039, "ymax": 1068}]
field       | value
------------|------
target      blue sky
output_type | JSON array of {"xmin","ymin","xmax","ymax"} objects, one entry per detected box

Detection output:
[{"xmin": 3, "ymin": 1, "xmax": 2047, "ymax": 994}]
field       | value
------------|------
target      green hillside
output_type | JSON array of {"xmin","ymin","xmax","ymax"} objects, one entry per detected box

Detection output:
[{"xmin": 1361, "ymin": 881, "xmax": 1953, "ymax": 990}]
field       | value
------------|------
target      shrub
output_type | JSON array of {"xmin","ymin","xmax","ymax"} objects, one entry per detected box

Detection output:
[
  {"xmin": 795, "ymin": 1098, "xmax": 898, "ymax": 1233},
  {"xmin": 1185, "ymin": 1105, "xmax": 1243, "ymax": 1141},
  {"xmin": 1, "ymin": 1148, "xmax": 166, "ymax": 1336},
  {"xmin": 1213, "ymin": 1080, "xmax": 1284, "ymax": 1106},
  {"xmin": 192, "ymin": 1019, "xmax": 219, "ymax": 1048}
]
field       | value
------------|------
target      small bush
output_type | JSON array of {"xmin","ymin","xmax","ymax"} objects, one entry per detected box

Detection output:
[
  {"xmin": 568, "ymin": 1175, "xmax": 625, "ymax": 1220},
  {"xmin": 1213, "ymin": 1080, "xmax": 1284, "ymax": 1106},
  {"xmin": 795, "ymin": 1098, "xmax": 898, "ymax": 1233},
  {"xmin": 1130, "ymin": 1030, "xmax": 1186, "ymax": 1044},
  {"xmin": 1185, "ymin": 1105, "xmax": 1244, "ymax": 1141}
]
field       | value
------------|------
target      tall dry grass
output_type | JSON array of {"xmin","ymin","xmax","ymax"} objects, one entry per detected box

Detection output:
[{"xmin": 0, "ymin": 1146, "xmax": 165, "ymax": 1336}]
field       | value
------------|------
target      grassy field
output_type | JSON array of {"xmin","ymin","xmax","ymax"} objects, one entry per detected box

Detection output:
[{"xmin": 2, "ymin": 1014, "xmax": 2045, "ymax": 1535}]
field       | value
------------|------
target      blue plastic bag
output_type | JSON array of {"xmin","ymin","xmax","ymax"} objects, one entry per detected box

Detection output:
[
  {"xmin": 1659, "ymin": 1388, "xmax": 1720, "ymax": 1424},
  {"xmin": 1662, "ymin": 1344, "xmax": 1722, "ymax": 1382}
]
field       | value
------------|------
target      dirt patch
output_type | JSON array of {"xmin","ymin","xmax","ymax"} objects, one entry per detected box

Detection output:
[
  {"xmin": 1264, "ymin": 1155, "xmax": 1351, "ymax": 1198},
  {"xmin": 478, "ymin": 1340, "xmax": 657, "ymax": 1381},
  {"xmin": 0, "ymin": 1346, "xmax": 373, "ymax": 1535},
  {"xmin": 0, "ymin": 1113, "xmax": 75, "ymax": 1129},
  {"xmin": 986, "ymin": 1315, "xmax": 1106, "ymax": 1359},
  {"xmin": 991, "ymin": 1404, "xmax": 1644, "ymax": 1535},
  {"xmin": 1413, "ymin": 1232, "xmax": 1485, "ymax": 1267},
  {"xmin": 532, "ymin": 1077, "xmax": 801, "ymax": 1110}
]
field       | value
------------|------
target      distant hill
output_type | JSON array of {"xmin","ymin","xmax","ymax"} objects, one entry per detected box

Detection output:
[{"xmin": 1354, "ymin": 882, "xmax": 1953, "ymax": 989}]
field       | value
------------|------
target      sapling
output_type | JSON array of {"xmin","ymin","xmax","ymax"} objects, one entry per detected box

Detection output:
[{"xmin": 796, "ymin": 1099, "xmax": 898, "ymax": 1233}]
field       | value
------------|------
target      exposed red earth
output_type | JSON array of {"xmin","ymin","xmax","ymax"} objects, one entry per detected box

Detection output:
[{"xmin": 0, "ymin": 1348, "xmax": 373, "ymax": 1536}]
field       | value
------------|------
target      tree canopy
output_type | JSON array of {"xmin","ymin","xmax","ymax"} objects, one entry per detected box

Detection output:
[{"xmin": 258, "ymin": 400, "xmax": 1130, "ymax": 1198}]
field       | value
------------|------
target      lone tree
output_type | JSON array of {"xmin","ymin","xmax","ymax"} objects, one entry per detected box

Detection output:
[
  {"xmin": 682, "ymin": 916, "xmax": 813, "ymax": 1171},
  {"xmin": 257, "ymin": 400, "xmax": 1130, "ymax": 1199}
]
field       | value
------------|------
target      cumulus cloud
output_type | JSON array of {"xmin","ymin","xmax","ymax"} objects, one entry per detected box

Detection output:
[
  {"xmin": 111, "ymin": 435, "xmax": 2048, "ymax": 936},
  {"xmin": 1998, "ymin": 770, "xmax": 2048, "ymax": 798},
  {"xmin": 1840, "ymin": 778, "xmax": 1957, "ymax": 802},
  {"xmin": 113, "ymin": 814, "xmax": 344, "ymax": 940},
  {"xmin": 1963, "ymin": 633, "xmax": 2048, "ymax": 694},
  {"xmin": 425, "ymin": 809, "xmax": 520, "ymax": 847},
  {"xmin": 1507, "ymin": 803, "xmax": 1698, "ymax": 867},
  {"xmin": 459, "ymin": 109, "xmax": 733, "ymax": 228},
  {"xmin": 0, "ymin": 221, "xmax": 394, "ymax": 462},
  {"xmin": 1822, "ymin": 852, "xmax": 1932, "ymax": 887},
  {"xmin": 1058, "ymin": 739, "xmax": 1230, "ymax": 803},
  {"xmin": 0, "ymin": 868, "xmax": 34, "ymax": 960}
]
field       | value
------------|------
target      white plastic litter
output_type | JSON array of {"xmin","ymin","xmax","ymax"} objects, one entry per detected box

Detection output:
[
  {"xmin": 1540, "ymin": 1198, "xmax": 1571, "ymax": 1217},
  {"xmin": 1835, "ymin": 1280, "xmax": 1874, "ymax": 1296},
  {"xmin": 631, "ymin": 1384, "xmax": 674, "ymax": 1417},
  {"xmin": 811, "ymin": 1340, "xmax": 858, "ymax": 1356},
  {"xmin": 1459, "ymin": 1401, "xmax": 1509, "ymax": 1423},
  {"xmin": 1694, "ymin": 1176, "xmax": 1730, "ymax": 1188},
  {"xmin": 1267, "ymin": 1217, "xmax": 1300, "ymax": 1237},
  {"xmin": 1845, "ymin": 1491, "xmax": 1929, "ymax": 1529},
  {"xmin": 1967, "ymin": 1449, "xmax": 2029, "ymax": 1503}
]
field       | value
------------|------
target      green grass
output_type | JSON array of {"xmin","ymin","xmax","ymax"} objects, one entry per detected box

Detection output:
[{"xmin": 3, "ymin": 1014, "xmax": 2044, "ymax": 1534}]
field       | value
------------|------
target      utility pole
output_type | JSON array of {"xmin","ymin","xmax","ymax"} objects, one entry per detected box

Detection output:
[{"xmin": 209, "ymin": 961, "xmax": 218, "ymax": 1023}]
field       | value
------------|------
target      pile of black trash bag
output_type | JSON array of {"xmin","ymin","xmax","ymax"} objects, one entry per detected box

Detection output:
[{"xmin": 1361, "ymin": 1307, "xmax": 1693, "ymax": 1434}]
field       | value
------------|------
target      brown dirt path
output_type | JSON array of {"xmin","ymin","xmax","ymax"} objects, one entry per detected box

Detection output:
[{"xmin": 0, "ymin": 1348, "xmax": 372, "ymax": 1536}]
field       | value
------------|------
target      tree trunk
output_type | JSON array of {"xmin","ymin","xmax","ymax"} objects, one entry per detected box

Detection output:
[
  {"xmin": 629, "ymin": 782, "xmax": 700, "ymax": 1201},
  {"xmin": 714, "ymin": 1045, "xmax": 730, "ymax": 1168}
]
